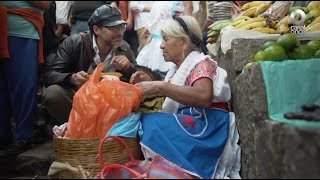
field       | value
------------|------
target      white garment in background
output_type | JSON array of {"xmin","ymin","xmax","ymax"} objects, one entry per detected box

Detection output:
[
  {"xmin": 55, "ymin": 1, "xmax": 73, "ymax": 24},
  {"xmin": 192, "ymin": 1, "xmax": 200, "ymax": 14},
  {"xmin": 129, "ymin": 1, "xmax": 154, "ymax": 31},
  {"xmin": 136, "ymin": 1, "xmax": 185, "ymax": 73}
]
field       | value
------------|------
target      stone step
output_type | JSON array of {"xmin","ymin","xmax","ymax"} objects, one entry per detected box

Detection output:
[
  {"xmin": 231, "ymin": 62, "xmax": 268, "ymax": 122},
  {"xmin": 243, "ymin": 119, "xmax": 320, "ymax": 179},
  {"xmin": 0, "ymin": 141, "xmax": 54, "ymax": 179},
  {"xmin": 230, "ymin": 56, "xmax": 320, "ymax": 178}
]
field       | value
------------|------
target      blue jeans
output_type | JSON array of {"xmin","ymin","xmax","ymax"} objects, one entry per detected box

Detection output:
[{"xmin": 0, "ymin": 36, "xmax": 38, "ymax": 142}]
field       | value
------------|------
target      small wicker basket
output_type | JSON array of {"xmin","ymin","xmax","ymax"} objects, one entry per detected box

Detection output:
[{"xmin": 53, "ymin": 136, "xmax": 143, "ymax": 179}]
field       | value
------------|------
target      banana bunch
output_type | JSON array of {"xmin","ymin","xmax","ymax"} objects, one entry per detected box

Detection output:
[
  {"xmin": 275, "ymin": 15, "xmax": 290, "ymax": 29},
  {"xmin": 241, "ymin": 1, "xmax": 264, "ymax": 11},
  {"xmin": 241, "ymin": 21, "xmax": 267, "ymax": 30},
  {"xmin": 233, "ymin": 16, "xmax": 265, "ymax": 29},
  {"xmin": 207, "ymin": 19, "xmax": 233, "ymax": 44},
  {"xmin": 252, "ymin": 27, "xmax": 277, "ymax": 34},
  {"xmin": 272, "ymin": 15, "xmax": 290, "ymax": 34},
  {"xmin": 276, "ymin": 24, "xmax": 290, "ymax": 34},
  {"xmin": 239, "ymin": 1, "xmax": 272, "ymax": 18},
  {"xmin": 307, "ymin": 1, "xmax": 320, "ymax": 11},
  {"xmin": 254, "ymin": 1, "xmax": 272, "ymax": 17},
  {"xmin": 306, "ymin": 16, "xmax": 320, "ymax": 32},
  {"xmin": 232, "ymin": 16, "xmax": 278, "ymax": 34},
  {"xmin": 264, "ymin": 14, "xmax": 280, "ymax": 28},
  {"xmin": 231, "ymin": 16, "xmax": 251, "ymax": 27},
  {"xmin": 306, "ymin": 23, "xmax": 320, "ymax": 32}
]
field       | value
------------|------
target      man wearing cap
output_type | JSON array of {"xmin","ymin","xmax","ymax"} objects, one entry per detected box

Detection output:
[{"xmin": 41, "ymin": 4, "xmax": 138, "ymax": 125}]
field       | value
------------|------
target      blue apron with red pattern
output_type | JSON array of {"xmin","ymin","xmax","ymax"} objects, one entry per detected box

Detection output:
[{"xmin": 140, "ymin": 105, "xmax": 229, "ymax": 179}]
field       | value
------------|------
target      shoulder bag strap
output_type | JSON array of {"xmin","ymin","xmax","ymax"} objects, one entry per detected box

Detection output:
[{"xmin": 80, "ymin": 32, "xmax": 94, "ymax": 63}]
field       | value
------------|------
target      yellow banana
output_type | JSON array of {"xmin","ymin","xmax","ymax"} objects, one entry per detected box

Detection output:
[
  {"xmin": 254, "ymin": 2, "xmax": 272, "ymax": 17},
  {"xmin": 252, "ymin": 27, "xmax": 277, "ymax": 34},
  {"xmin": 240, "ymin": 21, "xmax": 267, "ymax": 30},
  {"xmin": 241, "ymin": 1, "xmax": 264, "ymax": 11},
  {"xmin": 209, "ymin": 19, "xmax": 233, "ymax": 29},
  {"xmin": 275, "ymin": 15, "xmax": 290, "ymax": 29},
  {"xmin": 240, "ymin": 7, "xmax": 259, "ymax": 18},
  {"xmin": 207, "ymin": 30, "xmax": 219, "ymax": 37},
  {"xmin": 231, "ymin": 19, "xmax": 247, "ymax": 27},
  {"xmin": 233, "ymin": 15, "xmax": 250, "ymax": 22},
  {"xmin": 266, "ymin": 18, "xmax": 278, "ymax": 29},
  {"xmin": 235, "ymin": 16, "xmax": 265, "ymax": 28},
  {"xmin": 207, "ymin": 37, "xmax": 218, "ymax": 44},
  {"xmin": 307, "ymin": 1, "xmax": 320, "ymax": 11},
  {"xmin": 306, "ymin": 23, "xmax": 320, "ymax": 32},
  {"xmin": 307, "ymin": 16, "xmax": 320, "ymax": 27},
  {"xmin": 210, "ymin": 20, "xmax": 233, "ymax": 31},
  {"xmin": 276, "ymin": 24, "xmax": 290, "ymax": 34}
]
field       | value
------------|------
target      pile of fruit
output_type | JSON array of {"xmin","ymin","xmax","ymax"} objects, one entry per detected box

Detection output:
[
  {"xmin": 207, "ymin": 1, "xmax": 320, "ymax": 44},
  {"xmin": 231, "ymin": 1, "xmax": 320, "ymax": 34},
  {"xmin": 206, "ymin": 19, "xmax": 233, "ymax": 44},
  {"xmin": 252, "ymin": 33, "xmax": 320, "ymax": 62}
]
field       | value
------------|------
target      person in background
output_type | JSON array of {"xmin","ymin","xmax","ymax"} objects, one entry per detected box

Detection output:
[
  {"xmin": 69, "ymin": 1, "xmax": 115, "ymax": 35},
  {"xmin": 42, "ymin": 1, "xmax": 59, "ymax": 59},
  {"xmin": 41, "ymin": 5, "xmax": 138, "ymax": 125},
  {"xmin": 0, "ymin": 1, "xmax": 51, "ymax": 156},
  {"xmin": 129, "ymin": 1, "xmax": 154, "ymax": 53},
  {"xmin": 114, "ymin": 1, "xmax": 139, "ymax": 57},
  {"xmin": 135, "ymin": 1, "xmax": 188, "ymax": 78},
  {"xmin": 33, "ymin": 1, "xmax": 59, "ymax": 144},
  {"xmin": 54, "ymin": 1, "xmax": 72, "ymax": 39}
]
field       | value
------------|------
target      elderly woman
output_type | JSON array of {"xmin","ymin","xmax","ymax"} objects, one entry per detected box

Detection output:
[{"xmin": 131, "ymin": 15, "xmax": 240, "ymax": 179}]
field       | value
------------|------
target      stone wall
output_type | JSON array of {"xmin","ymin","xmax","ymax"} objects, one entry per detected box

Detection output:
[{"xmin": 214, "ymin": 38, "xmax": 320, "ymax": 179}]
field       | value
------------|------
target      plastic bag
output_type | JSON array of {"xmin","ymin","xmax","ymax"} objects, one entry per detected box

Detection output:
[
  {"xmin": 261, "ymin": 1, "xmax": 294, "ymax": 19},
  {"xmin": 66, "ymin": 63, "xmax": 142, "ymax": 139},
  {"xmin": 231, "ymin": 1, "xmax": 242, "ymax": 19}
]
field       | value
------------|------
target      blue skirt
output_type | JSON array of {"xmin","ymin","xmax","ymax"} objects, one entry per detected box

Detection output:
[{"xmin": 140, "ymin": 107, "xmax": 229, "ymax": 179}]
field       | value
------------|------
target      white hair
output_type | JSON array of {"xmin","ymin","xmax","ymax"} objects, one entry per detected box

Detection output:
[{"xmin": 161, "ymin": 15, "xmax": 202, "ymax": 45}]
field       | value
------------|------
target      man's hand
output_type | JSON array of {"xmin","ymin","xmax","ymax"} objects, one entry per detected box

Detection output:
[
  {"xmin": 126, "ymin": 20, "xmax": 133, "ymax": 31},
  {"xmin": 129, "ymin": 71, "xmax": 153, "ymax": 84},
  {"xmin": 110, "ymin": 55, "xmax": 132, "ymax": 70},
  {"xmin": 142, "ymin": 29, "xmax": 150, "ymax": 39},
  {"xmin": 70, "ymin": 71, "xmax": 88, "ymax": 88}
]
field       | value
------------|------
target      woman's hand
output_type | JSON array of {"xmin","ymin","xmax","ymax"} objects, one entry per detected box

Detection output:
[
  {"xmin": 130, "ymin": 71, "xmax": 153, "ymax": 84},
  {"xmin": 135, "ymin": 81, "xmax": 164, "ymax": 97}
]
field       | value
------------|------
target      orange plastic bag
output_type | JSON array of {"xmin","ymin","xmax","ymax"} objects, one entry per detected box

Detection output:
[{"xmin": 66, "ymin": 63, "xmax": 142, "ymax": 139}]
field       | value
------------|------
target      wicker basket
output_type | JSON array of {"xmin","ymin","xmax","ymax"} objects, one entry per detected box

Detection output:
[{"xmin": 53, "ymin": 136, "xmax": 143, "ymax": 179}]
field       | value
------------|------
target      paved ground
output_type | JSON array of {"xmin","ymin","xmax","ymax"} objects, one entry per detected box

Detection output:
[{"xmin": 0, "ymin": 140, "xmax": 54, "ymax": 179}]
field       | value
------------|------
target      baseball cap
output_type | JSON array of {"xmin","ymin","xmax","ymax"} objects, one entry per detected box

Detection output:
[{"xmin": 88, "ymin": 4, "xmax": 126, "ymax": 27}]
